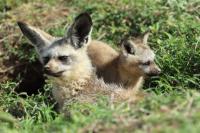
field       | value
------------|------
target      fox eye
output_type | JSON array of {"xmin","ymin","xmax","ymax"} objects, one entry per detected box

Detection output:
[
  {"xmin": 43, "ymin": 56, "xmax": 50, "ymax": 64},
  {"xmin": 142, "ymin": 61, "xmax": 150, "ymax": 65},
  {"xmin": 58, "ymin": 56, "xmax": 69, "ymax": 62}
]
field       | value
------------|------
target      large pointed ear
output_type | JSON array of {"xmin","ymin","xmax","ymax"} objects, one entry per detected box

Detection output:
[
  {"xmin": 67, "ymin": 12, "xmax": 93, "ymax": 48},
  {"xmin": 143, "ymin": 32, "xmax": 150, "ymax": 45},
  {"xmin": 121, "ymin": 40, "xmax": 135, "ymax": 56},
  {"xmin": 17, "ymin": 22, "xmax": 54, "ymax": 50}
]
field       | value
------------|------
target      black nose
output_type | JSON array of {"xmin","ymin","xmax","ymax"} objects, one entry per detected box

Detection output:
[
  {"xmin": 44, "ymin": 67, "xmax": 51, "ymax": 73},
  {"xmin": 147, "ymin": 70, "xmax": 161, "ymax": 76}
]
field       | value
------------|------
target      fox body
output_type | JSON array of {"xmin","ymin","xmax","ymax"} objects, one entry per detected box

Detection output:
[
  {"xmin": 88, "ymin": 34, "xmax": 161, "ymax": 91},
  {"xmin": 18, "ymin": 13, "xmax": 139, "ymax": 111}
]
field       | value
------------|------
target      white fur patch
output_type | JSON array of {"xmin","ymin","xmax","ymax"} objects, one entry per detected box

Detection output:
[
  {"xmin": 138, "ymin": 49, "xmax": 155, "ymax": 63},
  {"xmin": 139, "ymin": 65, "xmax": 150, "ymax": 73}
]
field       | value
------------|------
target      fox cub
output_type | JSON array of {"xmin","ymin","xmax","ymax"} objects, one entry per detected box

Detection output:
[
  {"xmin": 88, "ymin": 33, "xmax": 161, "ymax": 91},
  {"xmin": 18, "ymin": 13, "xmax": 139, "ymax": 111}
]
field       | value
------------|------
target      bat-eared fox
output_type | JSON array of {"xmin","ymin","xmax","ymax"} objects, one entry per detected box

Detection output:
[
  {"xmin": 88, "ymin": 33, "xmax": 161, "ymax": 92},
  {"xmin": 18, "ymin": 13, "xmax": 140, "ymax": 111}
]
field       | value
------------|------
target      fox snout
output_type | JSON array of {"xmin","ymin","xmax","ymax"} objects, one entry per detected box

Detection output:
[
  {"xmin": 43, "ymin": 66, "xmax": 52, "ymax": 74},
  {"xmin": 44, "ymin": 66, "xmax": 64, "ymax": 77},
  {"xmin": 43, "ymin": 60, "xmax": 64, "ymax": 77},
  {"xmin": 147, "ymin": 66, "xmax": 161, "ymax": 76}
]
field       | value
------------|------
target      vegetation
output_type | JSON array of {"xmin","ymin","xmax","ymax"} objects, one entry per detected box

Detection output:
[{"xmin": 0, "ymin": 0, "xmax": 200, "ymax": 132}]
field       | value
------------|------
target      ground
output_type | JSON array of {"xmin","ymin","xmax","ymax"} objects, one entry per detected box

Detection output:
[{"xmin": 0, "ymin": 0, "xmax": 200, "ymax": 132}]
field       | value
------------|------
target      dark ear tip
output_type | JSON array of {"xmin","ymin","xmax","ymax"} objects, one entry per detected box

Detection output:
[
  {"xmin": 79, "ymin": 12, "xmax": 90, "ymax": 16},
  {"xmin": 77, "ymin": 12, "xmax": 91, "ymax": 18},
  {"xmin": 17, "ymin": 21, "xmax": 25, "ymax": 26},
  {"xmin": 75, "ymin": 12, "xmax": 92, "ymax": 25},
  {"xmin": 17, "ymin": 21, "xmax": 27, "ymax": 29}
]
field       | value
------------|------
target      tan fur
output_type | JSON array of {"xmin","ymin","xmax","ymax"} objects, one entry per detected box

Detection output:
[
  {"xmin": 88, "ymin": 40, "xmax": 143, "ymax": 91},
  {"xmin": 88, "ymin": 35, "xmax": 160, "ymax": 91},
  {"xmin": 18, "ymin": 14, "xmax": 141, "ymax": 112},
  {"xmin": 47, "ymin": 47, "xmax": 140, "ymax": 111},
  {"xmin": 49, "ymin": 74, "xmax": 139, "ymax": 111}
]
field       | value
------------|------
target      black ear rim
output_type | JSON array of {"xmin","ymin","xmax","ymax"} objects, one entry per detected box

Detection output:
[
  {"xmin": 74, "ymin": 12, "xmax": 93, "ymax": 26},
  {"xmin": 17, "ymin": 21, "xmax": 27, "ymax": 29},
  {"xmin": 17, "ymin": 21, "xmax": 30, "ymax": 36},
  {"xmin": 17, "ymin": 21, "xmax": 44, "ymax": 46},
  {"xmin": 70, "ymin": 12, "xmax": 93, "ymax": 48},
  {"xmin": 123, "ymin": 41, "xmax": 135, "ymax": 55}
]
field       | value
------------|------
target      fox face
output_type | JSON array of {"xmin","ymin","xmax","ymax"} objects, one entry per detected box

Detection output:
[
  {"xmin": 18, "ymin": 13, "xmax": 93, "ymax": 79},
  {"xmin": 120, "ymin": 32, "xmax": 161, "ymax": 77}
]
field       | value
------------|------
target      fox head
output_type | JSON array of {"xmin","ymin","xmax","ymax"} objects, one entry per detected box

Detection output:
[
  {"xmin": 18, "ymin": 13, "xmax": 93, "ymax": 80},
  {"xmin": 120, "ymin": 32, "xmax": 161, "ymax": 77}
]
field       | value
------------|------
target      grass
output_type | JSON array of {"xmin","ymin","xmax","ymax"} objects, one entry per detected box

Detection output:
[{"xmin": 0, "ymin": 0, "xmax": 200, "ymax": 132}]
